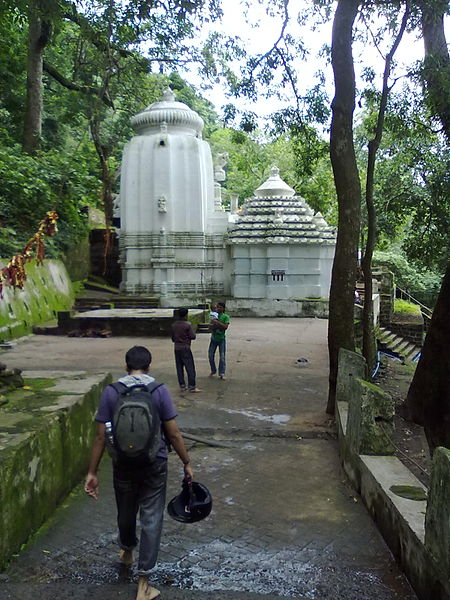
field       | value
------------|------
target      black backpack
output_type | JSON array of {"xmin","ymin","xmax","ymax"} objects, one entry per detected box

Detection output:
[{"xmin": 107, "ymin": 381, "xmax": 163, "ymax": 463}]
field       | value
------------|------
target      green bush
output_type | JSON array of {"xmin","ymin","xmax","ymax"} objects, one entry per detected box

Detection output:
[
  {"xmin": 394, "ymin": 299, "xmax": 421, "ymax": 314},
  {"xmin": 0, "ymin": 144, "xmax": 99, "ymax": 258},
  {"xmin": 373, "ymin": 249, "xmax": 442, "ymax": 307}
]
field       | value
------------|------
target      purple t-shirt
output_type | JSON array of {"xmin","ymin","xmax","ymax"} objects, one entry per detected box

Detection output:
[{"xmin": 95, "ymin": 376, "xmax": 177, "ymax": 459}]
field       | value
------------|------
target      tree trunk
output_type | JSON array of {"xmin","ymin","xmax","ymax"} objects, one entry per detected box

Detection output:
[
  {"xmin": 362, "ymin": 3, "xmax": 410, "ymax": 375},
  {"xmin": 90, "ymin": 118, "xmax": 114, "ymax": 228},
  {"xmin": 419, "ymin": 1, "xmax": 450, "ymax": 142},
  {"xmin": 326, "ymin": 0, "xmax": 362, "ymax": 414},
  {"xmin": 90, "ymin": 117, "xmax": 115, "ymax": 276},
  {"xmin": 402, "ymin": 263, "xmax": 450, "ymax": 454},
  {"xmin": 23, "ymin": 11, "xmax": 51, "ymax": 154}
]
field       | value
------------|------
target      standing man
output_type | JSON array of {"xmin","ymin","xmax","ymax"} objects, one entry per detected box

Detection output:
[
  {"xmin": 171, "ymin": 307, "xmax": 202, "ymax": 393},
  {"xmin": 208, "ymin": 301, "xmax": 231, "ymax": 380},
  {"xmin": 84, "ymin": 345, "xmax": 194, "ymax": 600}
]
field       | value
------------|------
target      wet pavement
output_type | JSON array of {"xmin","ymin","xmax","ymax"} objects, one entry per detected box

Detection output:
[{"xmin": 0, "ymin": 318, "xmax": 417, "ymax": 599}]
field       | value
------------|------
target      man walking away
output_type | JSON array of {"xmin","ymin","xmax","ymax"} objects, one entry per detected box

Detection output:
[
  {"xmin": 208, "ymin": 301, "xmax": 231, "ymax": 380},
  {"xmin": 84, "ymin": 345, "xmax": 194, "ymax": 600},
  {"xmin": 171, "ymin": 307, "xmax": 202, "ymax": 393}
]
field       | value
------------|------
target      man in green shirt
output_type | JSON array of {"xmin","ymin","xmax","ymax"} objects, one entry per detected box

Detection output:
[{"xmin": 208, "ymin": 302, "xmax": 231, "ymax": 379}]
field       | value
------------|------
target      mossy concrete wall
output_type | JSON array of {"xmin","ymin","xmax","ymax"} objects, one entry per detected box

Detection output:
[
  {"xmin": 63, "ymin": 235, "xmax": 90, "ymax": 282},
  {"xmin": 425, "ymin": 447, "xmax": 450, "ymax": 583},
  {"xmin": 390, "ymin": 312, "xmax": 424, "ymax": 346},
  {"xmin": 0, "ymin": 259, "xmax": 74, "ymax": 340},
  {"xmin": 336, "ymin": 350, "xmax": 450, "ymax": 600},
  {"xmin": 226, "ymin": 297, "xmax": 329, "ymax": 318},
  {"xmin": 0, "ymin": 370, "xmax": 111, "ymax": 570}
]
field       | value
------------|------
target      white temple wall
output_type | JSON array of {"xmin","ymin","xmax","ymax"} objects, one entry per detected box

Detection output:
[
  {"xmin": 118, "ymin": 90, "xmax": 229, "ymax": 298},
  {"xmin": 121, "ymin": 134, "xmax": 215, "ymax": 234},
  {"xmin": 230, "ymin": 243, "xmax": 334, "ymax": 299}
]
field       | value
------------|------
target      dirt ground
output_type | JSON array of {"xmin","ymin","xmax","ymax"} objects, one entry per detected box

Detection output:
[{"xmin": 375, "ymin": 356, "xmax": 431, "ymax": 488}]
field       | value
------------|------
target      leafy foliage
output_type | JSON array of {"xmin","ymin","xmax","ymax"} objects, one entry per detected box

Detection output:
[
  {"xmin": 394, "ymin": 298, "xmax": 421, "ymax": 314},
  {"xmin": 0, "ymin": 140, "xmax": 97, "ymax": 257},
  {"xmin": 374, "ymin": 249, "xmax": 443, "ymax": 306},
  {"xmin": 357, "ymin": 88, "xmax": 450, "ymax": 273}
]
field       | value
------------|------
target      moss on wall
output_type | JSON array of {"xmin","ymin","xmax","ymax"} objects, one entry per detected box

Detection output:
[
  {"xmin": 0, "ymin": 372, "xmax": 111, "ymax": 570},
  {"xmin": 63, "ymin": 234, "xmax": 90, "ymax": 282},
  {"xmin": 0, "ymin": 259, "xmax": 74, "ymax": 340}
]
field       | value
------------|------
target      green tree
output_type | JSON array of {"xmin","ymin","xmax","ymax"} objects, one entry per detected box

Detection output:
[
  {"xmin": 360, "ymin": 1, "xmax": 410, "ymax": 372},
  {"xmin": 418, "ymin": 0, "xmax": 450, "ymax": 142},
  {"xmin": 326, "ymin": 0, "xmax": 362, "ymax": 414},
  {"xmin": 357, "ymin": 90, "xmax": 450, "ymax": 275}
]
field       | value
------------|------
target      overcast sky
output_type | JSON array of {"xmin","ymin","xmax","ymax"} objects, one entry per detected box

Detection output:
[{"xmin": 180, "ymin": 0, "xmax": 449, "ymax": 122}]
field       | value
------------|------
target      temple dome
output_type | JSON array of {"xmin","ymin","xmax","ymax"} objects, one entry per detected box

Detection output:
[
  {"xmin": 255, "ymin": 166, "xmax": 296, "ymax": 198},
  {"xmin": 228, "ymin": 166, "xmax": 336, "ymax": 245},
  {"xmin": 131, "ymin": 88, "xmax": 204, "ymax": 136}
]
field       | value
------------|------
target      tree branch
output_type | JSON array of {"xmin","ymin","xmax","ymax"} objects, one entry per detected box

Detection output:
[
  {"xmin": 244, "ymin": 0, "xmax": 291, "ymax": 84},
  {"xmin": 43, "ymin": 61, "xmax": 114, "ymax": 108}
]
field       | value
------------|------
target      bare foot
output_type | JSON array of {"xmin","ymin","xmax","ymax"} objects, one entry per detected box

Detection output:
[
  {"xmin": 119, "ymin": 549, "xmax": 134, "ymax": 566},
  {"xmin": 136, "ymin": 576, "xmax": 160, "ymax": 600},
  {"xmin": 189, "ymin": 388, "xmax": 202, "ymax": 393}
]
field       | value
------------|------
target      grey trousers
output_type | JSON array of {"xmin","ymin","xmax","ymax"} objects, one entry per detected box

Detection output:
[{"xmin": 113, "ymin": 458, "xmax": 168, "ymax": 575}]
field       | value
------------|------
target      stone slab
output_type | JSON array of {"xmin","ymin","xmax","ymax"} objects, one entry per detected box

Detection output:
[
  {"xmin": 0, "ymin": 318, "xmax": 418, "ymax": 599},
  {"xmin": 361, "ymin": 455, "xmax": 427, "ymax": 541},
  {"xmin": 3, "ymin": 439, "xmax": 417, "ymax": 600},
  {"xmin": 72, "ymin": 308, "xmax": 204, "ymax": 319}
]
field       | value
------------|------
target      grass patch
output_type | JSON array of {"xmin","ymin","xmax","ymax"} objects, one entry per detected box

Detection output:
[
  {"xmin": 390, "ymin": 485, "xmax": 427, "ymax": 501},
  {"xmin": 394, "ymin": 299, "xmax": 421, "ymax": 315},
  {"xmin": 23, "ymin": 377, "xmax": 56, "ymax": 391}
]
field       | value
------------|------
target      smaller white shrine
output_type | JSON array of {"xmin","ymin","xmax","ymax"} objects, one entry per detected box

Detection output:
[{"xmin": 227, "ymin": 167, "xmax": 336, "ymax": 300}]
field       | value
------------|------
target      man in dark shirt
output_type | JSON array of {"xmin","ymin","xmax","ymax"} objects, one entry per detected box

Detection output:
[
  {"xmin": 171, "ymin": 307, "xmax": 202, "ymax": 393},
  {"xmin": 84, "ymin": 345, "xmax": 194, "ymax": 600}
]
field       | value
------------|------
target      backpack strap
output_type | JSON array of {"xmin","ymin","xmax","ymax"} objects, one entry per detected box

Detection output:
[
  {"xmin": 109, "ymin": 381, "xmax": 163, "ymax": 395},
  {"xmin": 146, "ymin": 381, "xmax": 164, "ymax": 394},
  {"xmin": 109, "ymin": 382, "xmax": 128, "ymax": 395},
  {"xmin": 145, "ymin": 381, "xmax": 172, "ymax": 453}
]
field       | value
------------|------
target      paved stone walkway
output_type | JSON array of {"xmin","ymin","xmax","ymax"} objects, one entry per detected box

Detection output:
[{"xmin": 0, "ymin": 318, "xmax": 417, "ymax": 599}]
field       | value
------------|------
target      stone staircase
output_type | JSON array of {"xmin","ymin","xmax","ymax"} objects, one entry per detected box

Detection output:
[
  {"xmin": 74, "ymin": 294, "xmax": 160, "ymax": 312},
  {"xmin": 377, "ymin": 326, "xmax": 421, "ymax": 363}
]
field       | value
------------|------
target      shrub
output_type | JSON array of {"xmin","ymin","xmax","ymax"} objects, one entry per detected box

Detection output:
[{"xmin": 394, "ymin": 299, "xmax": 421, "ymax": 314}]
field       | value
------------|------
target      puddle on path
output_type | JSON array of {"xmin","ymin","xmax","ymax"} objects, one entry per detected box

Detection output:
[{"xmin": 219, "ymin": 407, "xmax": 291, "ymax": 425}]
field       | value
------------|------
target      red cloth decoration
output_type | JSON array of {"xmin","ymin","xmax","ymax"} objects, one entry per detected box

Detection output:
[{"xmin": 0, "ymin": 212, "xmax": 59, "ymax": 298}]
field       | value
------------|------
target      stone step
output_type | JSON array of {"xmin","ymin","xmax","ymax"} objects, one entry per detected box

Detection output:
[
  {"xmin": 379, "ymin": 331, "xmax": 401, "ymax": 347},
  {"xmin": 391, "ymin": 338, "xmax": 412, "ymax": 354},
  {"xmin": 377, "ymin": 327, "xmax": 421, "ymax": 364},
  {"xmin": 403, "ymin": 343, "xmax": 421, "ymax": 363},
  {"xmin": 113, "ymin": 299, "xmax": 159, "ymax": 308},
  {"xmin": 74, "ymin": 296, "xmax": 160, "ymax": 310}
]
